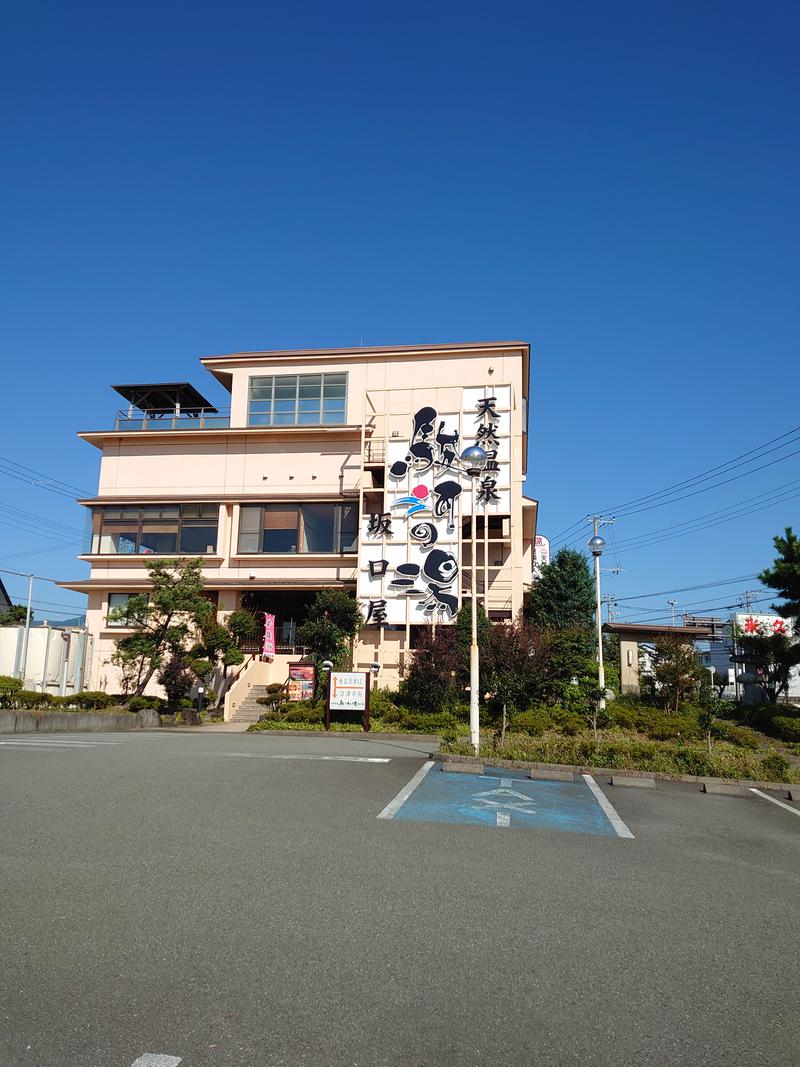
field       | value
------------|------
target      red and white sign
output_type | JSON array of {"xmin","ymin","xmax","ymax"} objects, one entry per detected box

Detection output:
[
  {"xmin": 735, "ymin": 613, "xmax": 793, "ymax": 637},
  {"xmin": 262, "ymin": 612, "xmax": 276, "ymax": 658}
]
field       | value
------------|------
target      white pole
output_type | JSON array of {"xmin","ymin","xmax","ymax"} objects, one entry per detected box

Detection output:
[
  {"xmin": 470, "ymin": 492, "xmax": 480, "ymax": 753},
  {"xmin": 593, "ymin": 517, "xmax": 605, "ymax": 711},
  {"xmin": 19, "ymin": 573, "xmax": 33, "ymax": 684}
]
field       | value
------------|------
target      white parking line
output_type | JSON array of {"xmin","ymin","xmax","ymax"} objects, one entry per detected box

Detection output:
[
  {"xmin": 0, "ymin": 741, "xmax": 118, "ymax": 749},
  {"xmin": 131, "ymin": 1055, "xmax": 182, "ymax": 1066},
  {"xmin": 750, "ymin": 788, "xmax": 800, "ymax": 818},
  {"xmin": 221, "ymin": 753, "xmax": 390, "ymax": 763},
  {"xmin": 582, "ymin": 774, "xmax": 635, "ymax": 839},
  {"xmin": 377, "ymin": 760, "xmax": 434, "ymax": 819},
  {"xmin": 0, "ymin": 738, "xmax": 119, "ymax": 745}
]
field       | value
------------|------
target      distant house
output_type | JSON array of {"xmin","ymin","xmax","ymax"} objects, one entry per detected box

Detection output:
[{"xmin": 0, "ymin": 578, "xmax": 11, "ymax": 616}]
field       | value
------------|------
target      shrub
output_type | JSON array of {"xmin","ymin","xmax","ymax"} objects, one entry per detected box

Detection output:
[
  {"xmin": 509, "ymin": 709, "xmax": 552, "ymax": 736},
  {"xmin": 772, "ymin": 716, "xmax": 800, "ymax": 743},
  {"xmin": 369, "ymin": 687, "xmax": 400, "ymax": 720},
  {"xmin": 283, "ymin": 700, "xmax": 325, "ymax": 724},
  {"xmin": 712, "ymin": 722, "xmax": 761, "ymax": 749},
  {"xmin": 73, "ymin": 691, "xmax": 116, "ymax": 710},
  {"xmin": 0, "ymin": 675, "xmax": 23, "ymax": 693},
  {"xmin": 127, "ymin": 695, "xmax": 163, "ymax": 712},
  {"xmin": 14, "ymin": 690, "xmax": 53, "ymax": 708},
  {"xmin": 761, "ymin": 752, "xmax": 790, "ymax": 781}
]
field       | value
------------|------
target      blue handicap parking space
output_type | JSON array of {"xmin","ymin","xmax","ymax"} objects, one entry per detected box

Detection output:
[{"xmin": 390, "ymin": 765, "xmax": 625, "ymax": 837}]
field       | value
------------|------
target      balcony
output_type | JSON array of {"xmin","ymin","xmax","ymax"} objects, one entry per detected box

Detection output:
[
  {"xmin": 113, "ymin": 408, "xmax": 231, "ymax": 432},
  {"xmin": 111, "ymin": 381, "xmax": 229, "ymax": 433}
]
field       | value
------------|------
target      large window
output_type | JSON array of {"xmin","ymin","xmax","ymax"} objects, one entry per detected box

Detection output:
[
  {"xmin": 237, "ymin": 503, "xmax": 357, "ymax": 554},
  {"xmin": 248, "ymin": 373, "xmax": 347, "ymax": 426},
  {"xmin": 90, "ymin": 505, "xmax": 219, "ymax": 555},
  {"xmin": 106, "ymin": 592, "xmax": 141, "ymax": 627}
]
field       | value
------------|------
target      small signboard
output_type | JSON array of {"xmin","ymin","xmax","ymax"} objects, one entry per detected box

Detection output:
[
  {"xmin": 326, "ymin": 671, "xmax": 371, "ymax": 732},
  {"xmin": 287, "ymin": 663, "xmax": 315, "ymax": 702},
  {"xmin": 262, "ymin": 613, "xmax": 276, "ymax": 658}
]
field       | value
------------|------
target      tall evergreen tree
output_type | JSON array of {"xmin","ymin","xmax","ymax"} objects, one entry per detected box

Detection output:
[
  {"xmin": 524, "ymin": 547, "xmax": 595, "ymax": 632},
  {"xmin": 759, "ymin": 527, "xmax": 800, "ymax": 625}
]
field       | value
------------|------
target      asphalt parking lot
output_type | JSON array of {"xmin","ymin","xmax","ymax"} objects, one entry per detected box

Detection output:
[{"xmin": 2, "ymin": 730, "xmax": 799, "ymax": 1066}]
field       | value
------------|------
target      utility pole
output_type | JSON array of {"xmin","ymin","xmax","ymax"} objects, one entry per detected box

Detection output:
[
  {"xmin": 602, "ymin": 594, "xmax": 617, "ymax": 622},
  {"xmin": 668, "ymin": 599, "xmax": 678, "ymax": 626},
  {"xmin": 588, "ymin": 515, "xmax": 614, "ymax": 712},
  {"xmin": 18, "ymin": 573, "xmax": 34, "ymax": 683}
]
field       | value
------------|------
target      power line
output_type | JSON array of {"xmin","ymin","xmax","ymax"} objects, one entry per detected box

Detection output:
[
  {"xmin": 602, "ymin": 424, "xmax": 800, "ymax": 514},
  {"xmin": 0, "ymin": 502, "xmax": 83, "ymax": 537},
  {"xmin": 613, "ymin": 478, "xmax": 800, "ymax": 549},
  {"xmin": 614, "ymin": 573, "xmax": 762, "ymax": 603},
  {"xmin": 611, "ymin": 445, "xmax": 800, "ymax": 520},
  {"xmin": 0, "ymin": 455, "xmax": 90, "ymax": 498},
  {"xmin": 614, "ymin": 488, "xmax": 800, "ymax": 554},
  {"xmin": 0, "ymin": 565, "xmax": 66, "ymax": 585}
]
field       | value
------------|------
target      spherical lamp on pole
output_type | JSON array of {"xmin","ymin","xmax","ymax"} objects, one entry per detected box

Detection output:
[
  {"xmin": 588, "ymin": 532, "xmax": 606, "ymax": 710},
  {"xmin": 460, "ymin": 444, "xmax": 488, "ymax": 753}
]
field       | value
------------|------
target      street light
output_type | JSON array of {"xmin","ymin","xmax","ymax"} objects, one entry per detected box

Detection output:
[
  {"xmin": 460, "ymin": 444, "xmax": 488, "ymax": 753},
  {"xmin": 588, "ymin": 532, "xmax": 606, "ymax": 711}
]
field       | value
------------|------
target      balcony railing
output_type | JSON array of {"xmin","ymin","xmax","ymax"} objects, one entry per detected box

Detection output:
[{"xmin": 113, "ymin": 408, "xmax": 231, "ymax": 431}]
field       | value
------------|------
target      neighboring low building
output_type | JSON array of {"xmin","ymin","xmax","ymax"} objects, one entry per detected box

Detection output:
[
  {"xmin": 61, "ymin": 341, "xmax": 537, "ymax": 708},
  {"xmin": 0, "ymin": 578, "xmax": 11, "ymax": 617},
  {"xmin": 0, "ymin": 623, "xmax": 91, "ymax": 694}
]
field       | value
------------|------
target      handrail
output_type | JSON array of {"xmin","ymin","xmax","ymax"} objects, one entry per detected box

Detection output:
[{"xmin": 113, "ymin": 408, "xmax": 232, "ymax": 431}]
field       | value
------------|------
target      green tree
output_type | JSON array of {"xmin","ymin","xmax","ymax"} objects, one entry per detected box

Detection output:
[
  {"xmin": 523, "ymin": 548, "xmax": 595, "ymax": 634},
  {"xmin": 487, "ymin": 619, "xmax": 547, "ymax": 743},
  {"xmin": 0, "ymin": 605, "xmax": 30, "ymax": 626},
  {"xmin": 108, "ymin": 559, "xmax": 213, "ymax": 697},
  {"xmin": 296, "ymin": 589, "xmax": 363, "ymax": 674},
  {"xmin": 734, "ymin": 628, "xmax": 800, "ymax": 704},
  {"xmin": 651, "ymin": 634, "xmax": 701, "ymax": 713},
  {"xmin": 759, "ymin": 527, "xmax": 800, "ymax": 625},
  {"xmin": 402, "ymin": 626, "xmax": 458, "ymax": 713}
]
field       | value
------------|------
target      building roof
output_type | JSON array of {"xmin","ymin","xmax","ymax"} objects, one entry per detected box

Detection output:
[
  {"xmin": 112, "ymin": 383, "xmax": 218, "ymax": 414},
  {"xmin": 603, "ymin": 622, "xmax": 715, "ymax": 638},
  {"xmin": 201, "ymin": 340, "xmax": 529, "ymax": 363},
  {"xmin": 0, "ymin": 577, "xmax": 11, "ymax": 613}
]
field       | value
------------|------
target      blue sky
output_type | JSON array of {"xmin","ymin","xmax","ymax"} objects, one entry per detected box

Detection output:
[{"xmin": 1, "ymin": 1, "xmax": 798, "ymax": 623}]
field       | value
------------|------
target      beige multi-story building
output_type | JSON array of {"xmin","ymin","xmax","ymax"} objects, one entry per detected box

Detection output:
[{"xmin": 62, "ymin": 341, "xmax": 537, "ymax": 716}]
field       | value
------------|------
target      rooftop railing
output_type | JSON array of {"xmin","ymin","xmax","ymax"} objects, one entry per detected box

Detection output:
[{"xmin": 113, "ymin": 408, "xmax": 231, "ymax": 431}]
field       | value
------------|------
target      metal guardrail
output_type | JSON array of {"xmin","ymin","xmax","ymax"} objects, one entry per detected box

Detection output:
[
  {"xmin": 113, "ymin": 409, "xmax": 231, "ymax": 431},
  {"xmin": 364, "ymin": 439, "xmax": 387, "ymax": 464}
]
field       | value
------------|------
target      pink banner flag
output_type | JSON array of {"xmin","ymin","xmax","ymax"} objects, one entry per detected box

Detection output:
[{"xmin": 263, "ymin": 612, "xmax": 276, "ymax": 658}]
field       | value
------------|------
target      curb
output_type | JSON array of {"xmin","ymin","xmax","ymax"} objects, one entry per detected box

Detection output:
[
  {"xmin": 430, "ymin": 752, "xmax": 799, "ymax": 796},
  {"xmin": 245, "ymin": 729, "xmax": 442, "ymax": 742}
]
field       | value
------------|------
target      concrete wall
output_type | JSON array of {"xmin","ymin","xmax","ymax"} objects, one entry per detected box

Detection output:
[{"xmin": 0, "ymin": 708, "xmax": 161, "ymax": 734}]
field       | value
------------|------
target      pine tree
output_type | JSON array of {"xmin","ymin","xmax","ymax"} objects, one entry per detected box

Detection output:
[
  {"xmin": 524, "ymin": 547, "xmax": 595, "ymax": 633},
  {"xmin": 759, "ymin": 527, "xmax": 800, "ymax": 625}
]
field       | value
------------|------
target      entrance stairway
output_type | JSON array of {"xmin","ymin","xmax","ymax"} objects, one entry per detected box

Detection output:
[{"xmin": 230, "ymin": 684, "xmax": 272, "ymax": 724}]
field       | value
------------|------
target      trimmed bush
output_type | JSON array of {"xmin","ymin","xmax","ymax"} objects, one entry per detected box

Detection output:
[
  {"xmin": 0, "ymin": 676, "xmax": 23, "ymax": 708},
  {"xmin": 73, "ymin": 691, "xmax": 117, "ymax": 710},
  {"xmin": 14, "ymin": 690, "xmax": 53, "ymax": 708},
  {"xmin": 772, "ymin": 716, "xmax": 800, "ymax": 743},
  {"xmin": 126, "ymin": 695, "xmax": 163, "ymax": 712}
]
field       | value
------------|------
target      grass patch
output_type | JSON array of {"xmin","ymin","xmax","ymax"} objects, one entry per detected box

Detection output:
[{"xmin": 440, "ymin": 729, "xmax": 800, "ymax": 782}]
